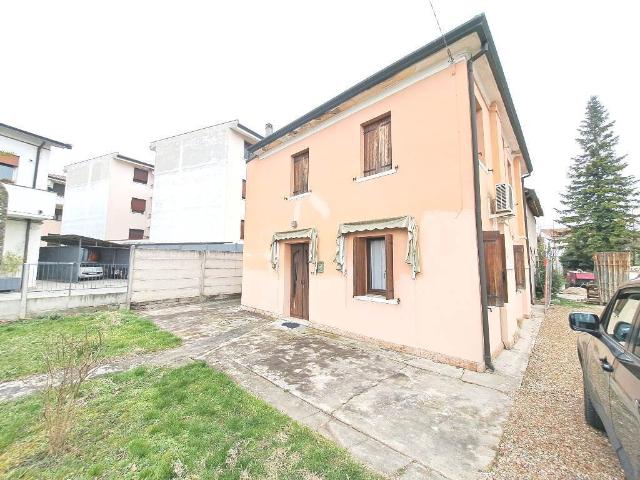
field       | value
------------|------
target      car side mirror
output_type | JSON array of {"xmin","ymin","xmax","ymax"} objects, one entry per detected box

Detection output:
[
  {"xmin": 569, "ymin": 312, "xmax": 600, "ymax": 336},
  {"xmin": 613, "ymin": 321, "xmax": 632, "ymax": 343}
]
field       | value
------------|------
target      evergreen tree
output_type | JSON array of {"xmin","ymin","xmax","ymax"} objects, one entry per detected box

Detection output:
[{"xmin": 557, "ymin": 96, "xmax": 638, "ymax": 270}]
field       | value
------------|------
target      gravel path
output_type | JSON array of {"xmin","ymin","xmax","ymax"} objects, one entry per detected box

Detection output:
[{"xmin": 489, "ymin": 304, "xmax": 625, "ymax": 479}]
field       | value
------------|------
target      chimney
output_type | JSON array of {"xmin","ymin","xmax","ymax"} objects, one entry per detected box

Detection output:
[{"xmin": 265, "ymin": 123, "xmax": 273, "ymax": 136}]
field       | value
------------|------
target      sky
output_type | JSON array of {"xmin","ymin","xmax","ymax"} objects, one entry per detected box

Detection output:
[{"xmin": 2, "ymin": 0, "xmax": 637, "ymax": 228}]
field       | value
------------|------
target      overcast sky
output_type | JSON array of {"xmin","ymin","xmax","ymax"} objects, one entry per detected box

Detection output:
[{"xmin": 2, "ymin": 0, "xmax": 637, "ymax": 228}]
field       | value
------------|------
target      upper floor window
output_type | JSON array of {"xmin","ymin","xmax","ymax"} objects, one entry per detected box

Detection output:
[
  {"xmin": 128, "ymin": 228, "xmax": 144, "ymax": 240},
  {"xmin": 0, "ymin": 163, "xmax": 16, "ymax": 182},
  {"xmin": 133, "ymin": 167, "xmax": 148, "ymax": 184},
  {"xmin": 242, "ymin": 179, "xmax": 246, "ymax": 199},
  {"xmin": 0, "ymin": 152, "xmax": 19, "ymax": 183},
  {"xmin": 362, "ymin": 114, "xmax": 392, "ymax": 177},
  {"xmin": 131, "ymin": 197, "xmax": 146, "ymax": 213},
  {"xmin": 292, "ymin": 150, "xmax": 309, "ymax": 196}
]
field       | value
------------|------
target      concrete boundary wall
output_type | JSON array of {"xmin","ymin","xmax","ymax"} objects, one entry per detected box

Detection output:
[{"xmin": 127, "ymin": 247, "xmax": 242, "ymax": 305}]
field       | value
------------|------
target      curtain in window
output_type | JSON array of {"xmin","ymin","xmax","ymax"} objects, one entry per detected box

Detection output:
[
  {"xmin": 334, "ymin": 215, "xmax": 420, "ymax": 279},
  {"xmin": 368, "ymin": 238, "xmax": 386, "ymax": 290},
  {"xmin": 270, "ymin": 228, "xmax": 318, "ymax": 271}
]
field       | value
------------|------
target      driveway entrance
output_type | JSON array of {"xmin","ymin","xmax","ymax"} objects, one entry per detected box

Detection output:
[{"xmin": 140, "ymin": 297, "xmax": 541, "ymax": 479}]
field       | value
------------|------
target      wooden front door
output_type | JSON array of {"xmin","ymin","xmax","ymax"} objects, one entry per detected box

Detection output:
[{"xmin": 290, "ymin": 243, "xmax": 309, "ymax": 319}]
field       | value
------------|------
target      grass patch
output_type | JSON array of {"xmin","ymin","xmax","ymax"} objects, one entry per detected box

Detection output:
[
  {"xmin": 551, "ymin": 296, "xmax": 591, "ymax": 309},
  {"xmin": 0, "ymin": 362, "xmax": 381, "ymax": 479},
  {"xmin": 0, "ymin": 310, "xmax": 180, "ymax": 382}
]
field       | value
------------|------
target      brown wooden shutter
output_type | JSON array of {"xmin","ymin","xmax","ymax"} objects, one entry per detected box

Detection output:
[
  {"xmin": 362, "ymin": 114, "xmax": 391, "ymax": 176},
  {"xmin": 499, "ymin": 234, "xmax": 508, "ymax": 304},
  {"xmin": 363, "ymin": 127, "xmax": 376, "ymax": 175},
  {"xmin": 292, "ymin": 150, "xmax": 309, "ymax": 195},
  {"xmin": 133, "ymin": 168, "xmax": 148, "ymax": 184},
  {"xmin": 242, "ymin": 179, "xmax": 246, "ymax": 199},
  {"xmin": 131, "ymin": 198, "xmax": 146, "ymax": 213},
  {"xmin": 483, "ymin": 231, "xmax": 508, "ymax": 306},
  {"xmin": 353, "ymin": 236, "xmax": 367, "ymax": 297},
  {"xmin": 384, "ymin": 234, "xmax": 394, "ymax": 300},
  {"xmin": 378, "ymin": 118, "xmax": 392, "ymax": 170},
  {"xmin": 240, "ymin": 220, "xmax": 245, "ymax": 240},
  {"xmin": 513, "ymin": 244, "xmax": 526, "ymax": 290}
]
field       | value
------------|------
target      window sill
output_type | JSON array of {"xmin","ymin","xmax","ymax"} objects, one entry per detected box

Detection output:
[
  {"xmin": 286, "ymin": 191, "xmax": 311, "ymax": 201},
  {"xmin": 354, "ymin": 166, "xmax": 398, "ymax": 183},
  {"xmin": 354, "ymin": 295, "xmax": 399, "ymax": 305}
]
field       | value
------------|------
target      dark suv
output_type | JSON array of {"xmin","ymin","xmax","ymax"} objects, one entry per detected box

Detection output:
[{"xmin": 569, "ymin": 279, "xmax": 640, "ymax": 479}]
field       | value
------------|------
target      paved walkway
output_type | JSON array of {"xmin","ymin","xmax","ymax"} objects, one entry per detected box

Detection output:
[{"xmin": 0, "ymin": 298, "xmax": 543, "ymax": 480}]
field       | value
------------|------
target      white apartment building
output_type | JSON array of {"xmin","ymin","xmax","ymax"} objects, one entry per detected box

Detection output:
[
  {"xmin": 0, "ymin": 123, "xmax": 71, "ymax": 269},
  {"xmin": 42, "ymin": 173, "xmax": 66, "ymax": 237},
  {"xmin": 61, "ymin": 153, "xmax": 154, "ymax": 241},
  {"xmin": 149, "ymin": 120, "xmax": 262, "ymax": 243}
]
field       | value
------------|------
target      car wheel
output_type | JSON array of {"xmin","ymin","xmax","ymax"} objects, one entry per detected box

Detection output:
[{"xmin": 583, "ymin": 377, "xmax": 604, "ymax": 431}]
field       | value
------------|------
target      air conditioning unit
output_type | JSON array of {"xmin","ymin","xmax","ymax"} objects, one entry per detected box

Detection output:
[{"xmin": 495, "ymin": 183, "xmax": 514, "ymax": 214}]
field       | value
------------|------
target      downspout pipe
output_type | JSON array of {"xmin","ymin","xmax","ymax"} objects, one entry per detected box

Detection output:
[
  {"xmin": 522, "ymin": 172, "xmax": 534, "ymax": 304},
  {"xmin": 32, "ymin": 142, "xmax": 46, "ymax": 189},
  {"xmin": 467, "ymin": 44, "xmax": 495, "ymax": 372},
  {"xmin": 22, "ymin": 142, "xmax": 46, "ymax": 284}
]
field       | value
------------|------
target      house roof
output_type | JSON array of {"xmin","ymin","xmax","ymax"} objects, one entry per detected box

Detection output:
[
  {"xmin": 115, "ymin": 153, "xmax": 154, "ymax": 169},
  {"xmin": 67, "ymin": 152, "xmax": 153, "ymax": 169},
  {"xmin": 0, "ymin": 122, "xmax": 72, "ymax": 149},
  {"xmin": 41, "ymin": 234, "xmax": 126, "ymax": 248},
  {"xmin": 236, "ymin": 123, "xmax": 264, "ymax": 140},
  {"xmin": 48, "ymin": 173, "xmax": 66, "ymax": 183},
  {"xmin": 540, "ymin": 227, "xmax": 569, "ymax": 239},
  {"xmin": 524, "ymin": 188, "xmax": 543, "ymax": 217},
  {"xmin": 149, "ymin": 120, "xmax": 263, "ymax": 148},
  {"xmin": 248, "ymin": 13, "xmax": 532, "ymax": 174}
]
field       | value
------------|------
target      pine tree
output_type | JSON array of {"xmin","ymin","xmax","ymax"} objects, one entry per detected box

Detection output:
[{"xmin": 557, "ymin": 96, "xmax": 638, "ymax": 270}]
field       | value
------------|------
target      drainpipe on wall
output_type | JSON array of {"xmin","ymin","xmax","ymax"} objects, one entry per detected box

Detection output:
[
  {"xmin": 21, "ymin": 142, "xmax": 46, "ymax": 286},
  {"xmin": 32, "ymin": 142, "xmax": 45, "ymax": 189},
  {"xmin": 521, "ymin": 172, "xmax": 534, "ymax": 305},
  {"xmin": 467, "ymin": 43, "xmax": 495, "ymax": 372}
]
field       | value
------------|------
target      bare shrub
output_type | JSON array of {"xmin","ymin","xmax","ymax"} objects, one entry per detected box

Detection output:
[{"xmin": 42, "ymin": 329, "xmax": 104, "ymax": 454}]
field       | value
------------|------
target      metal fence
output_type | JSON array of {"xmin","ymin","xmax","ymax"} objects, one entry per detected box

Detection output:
[{"xmin": 22, "ymin": 262, "xmax": 129, "ymax": 293}]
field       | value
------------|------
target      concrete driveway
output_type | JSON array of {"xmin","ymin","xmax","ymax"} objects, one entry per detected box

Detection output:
[{"xmin": 140, "ymin": 298, "xmax": 541, "ymax": 480}]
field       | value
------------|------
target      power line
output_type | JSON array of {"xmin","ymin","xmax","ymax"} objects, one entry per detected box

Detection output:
[{"xmin": 427, "ymin": 0, "xmax": 454, "ymax": 64}]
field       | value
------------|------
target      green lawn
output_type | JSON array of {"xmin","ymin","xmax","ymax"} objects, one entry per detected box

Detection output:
[
  {"xmin": 0, "ymin": 310, "xmax": 180, "ymax": 382},
  {"xmin": 0, "ymin": 362, "xmax": 380, "ymax": 479},
  {"xmin": 551, "ymin": 296, "xmax": 591, "ymax": 309}
]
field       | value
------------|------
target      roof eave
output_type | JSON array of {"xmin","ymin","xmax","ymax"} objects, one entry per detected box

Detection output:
[
  {"xmin": 0, "ymin": 122, "xmax": 72, "ymax": 149},
  {"xmin": 248, "ymin": 13, "xmax": 532, "ymax": 174}
]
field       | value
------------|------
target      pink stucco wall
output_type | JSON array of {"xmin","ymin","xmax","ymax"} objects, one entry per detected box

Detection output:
[
  {"xmin": 243, "ymin": 58, "xmax": 532, "ymax": 369},
  {"xmin": 242, "ymin": 61, "xmax": 491, "ymax": 368}
]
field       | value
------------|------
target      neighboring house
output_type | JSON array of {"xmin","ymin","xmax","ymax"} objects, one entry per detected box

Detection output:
[
  {"xmin": 61, "ymin": 153, "xmax": 154, "ymax": 241},
  {"xmin": 0, "ymin": 122, "xmax": 71, "ymax": 272},
  {"xmin": 540, "ymin": 226, "xmax": 567, "ymax": 271},
  {"xmin": 242, "ymin": 14, "xmax": 536, "ymax": 371},
  {"xmin": 148, "ymin": 120, "xmax": 262, "ymax": 243},
  {"xmin": 524, "ymin": 188, "xmax": 544, "ymax": 295},
  {"xmin": 42, "ymin": 173, "xmax": 66, "ymax": 237}
]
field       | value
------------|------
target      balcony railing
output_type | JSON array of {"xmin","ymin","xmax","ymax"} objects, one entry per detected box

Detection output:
[{"xmin": 4, "ymin": 183, "xmax": 56, "ymax": 220}]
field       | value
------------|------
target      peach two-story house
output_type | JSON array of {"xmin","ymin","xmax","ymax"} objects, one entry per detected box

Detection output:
[{"xmin": 242, "ymin": 14, "xmax": 536, "ymax": 372}]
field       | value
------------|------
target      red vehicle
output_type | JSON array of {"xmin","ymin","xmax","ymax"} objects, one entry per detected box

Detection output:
[{"xmin": 566, "ymin": 270, "xmax": 596, "ymax": 287}]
